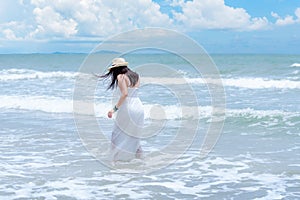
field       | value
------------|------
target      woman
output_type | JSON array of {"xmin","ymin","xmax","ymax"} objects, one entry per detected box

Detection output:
[{"xmin": 99, "ymin": 58, "xmax": 144, "ymax": 162}]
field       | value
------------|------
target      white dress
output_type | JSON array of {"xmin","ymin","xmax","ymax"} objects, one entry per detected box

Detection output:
[{"xmin": 111, "ymin": 88, "xmax": 144, "ymax": 161}]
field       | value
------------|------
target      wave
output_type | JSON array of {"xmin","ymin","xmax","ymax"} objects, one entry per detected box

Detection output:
[
  {"xmin": 143, "ymin": 77, "xmax": 300, "ymax": 89},
  {"xmin": 2, "ymin": 69, "xmax": 300, "ymax": 90},
  {"xmin": 1, "ymin": 95, "xmax": 299, "ymax": 121},
  {"xmin": 0, "ymin": 95, "xmax": 74, "ymax": 114},
  {"xmin": 0, "ymin": 69, "xmax": 79, "ymax": 81},
  {"xmin": 0, "ymin": 95, "xmax": 208, "ymax": 119},
  {"xmin": 222, "ymin": 78, "xmax": 300, "ymax": 89},
  {"xmin": 291, "ymin": 63, "xmax": 300, "ymax": 67}
]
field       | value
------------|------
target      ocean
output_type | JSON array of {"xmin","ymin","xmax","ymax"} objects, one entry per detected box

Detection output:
[{"xmin": 0, "ymin": 53, "xmax": 300, "ymax": 199}]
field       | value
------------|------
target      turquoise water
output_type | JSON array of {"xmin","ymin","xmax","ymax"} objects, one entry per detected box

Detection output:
[{"xmin": 0, "ymin": 54, "xmax": 300, "ymax": 199}]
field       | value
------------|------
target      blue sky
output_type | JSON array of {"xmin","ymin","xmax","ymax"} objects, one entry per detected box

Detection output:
[{"xmin": 0, "ymin": 0, "xmax": 300, "ymax": 54}]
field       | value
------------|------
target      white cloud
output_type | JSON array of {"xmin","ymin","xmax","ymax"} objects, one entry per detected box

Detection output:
[
  {"xmin": 277, "ymin": 15, "xmax": 294, "ymax": 26},
  {"xmin": 0, "ymin": 21, "xmax": 28, "ymax": 40},
  {"xmin": 271, "ymin": 12, "xmax": 295, "ymax": 26},
  {"xmin": 248, "ymin": 17, "xmax": 269, "ymax": 30},
  {"xmin": 28, "ymin": 0, "xmax": 172, "ymax": 38},
  {"xmin": 271, "ymin": 12, "xmax": 279, "ymax": 19},
  {"xmin": 271, "ymin": 8, "xmax": 300, "ymax": 26},
  {"xmin": 5, "ymin": 0, "xmax": 300, "ymax": 42},
  {"xmin": 170, "ymin": 0, "xmax": 185, "ymax": 7},
  {"xmin": 3, "ymin": 29, "xmax": 18, "ymax": 40},
  {"xmin": 171, "ymin": 0, "xmax": 269, "ymax": 30},
  {"xmin": 32, "ymin": 6, "xmax": 78, "ymax": 38}
]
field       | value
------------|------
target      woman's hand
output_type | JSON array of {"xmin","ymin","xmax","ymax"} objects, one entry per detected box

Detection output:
[{"xmin": 107, "ymin": 110, "xmax": 114, "ymax": 118}]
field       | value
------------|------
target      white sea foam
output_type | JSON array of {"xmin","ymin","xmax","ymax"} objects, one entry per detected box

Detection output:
[
  {"xmin": 0, "ymin": 95, "xmax": 73, "ymax": 114},
  {"xmin": 292, "ymin": 70, "xmax": 299, "ymax": 75},
  {"xmin": 0, "ymin": 95, "xmax": 209, "ymax": 119},
  {"xmin": 1, "ymin": 151, "xmax": 294, "ymax": 199},
  {"xmin": 143, "ymin": 77, "xmax": 300, "ymax": 89},
  {"xmin": 1, "ymin": 95, "xmax": 298, "ymax": 121},
  {"xmin": 2, "ymin": 69, "xmax": 300, "ymax": 90},
  {"xmin": 0, "ymin": 95, "xmax": 107, "ymax": 116},
  {"xmin": 291, "ymin": 63, "xmax": 300, "ymax": 67},
  {"xmin": 227, "ymin": 108, "xmax": 297, "ymax": 119},
  {"xmin": 222, "ymin": 77, "xmax": 300, "ymax": 89},
  {"xmin": 0, "ymin": 68, "xmax": 79, "ymax": 81}
]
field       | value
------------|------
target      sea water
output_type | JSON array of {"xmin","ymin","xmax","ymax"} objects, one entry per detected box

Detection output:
[{"xmin": 0, "ymin": 54, "xmax": 300, "ymax": 199}]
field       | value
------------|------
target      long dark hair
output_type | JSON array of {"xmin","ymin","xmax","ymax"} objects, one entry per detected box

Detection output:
[{"xmin": 99, "ymin": 66, "xmax": 139, "ymax": 90}]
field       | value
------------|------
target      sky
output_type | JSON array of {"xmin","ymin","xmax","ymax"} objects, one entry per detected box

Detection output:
[{"xmin": 0, "ymin": 0, "xmax": 300, "ymax": 54}]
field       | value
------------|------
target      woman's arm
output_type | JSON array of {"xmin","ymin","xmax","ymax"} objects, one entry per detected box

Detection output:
[
  {"xmin": 115, "ymin": 74, "xmax": 128, "ymax": 108},
  {"xmin": 107, "ymin": 74, "xmax": 128, "ymax": 118}
]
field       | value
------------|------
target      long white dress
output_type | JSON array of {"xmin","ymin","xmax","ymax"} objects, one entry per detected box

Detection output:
[{"xmin": 110, "ymin": 88, "xmax": 144, "ymax": 161}]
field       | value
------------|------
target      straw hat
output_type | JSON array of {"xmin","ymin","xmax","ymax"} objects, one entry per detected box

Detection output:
[{"xmin": 108, "ymin": 58, "xmax": 128, "ymax": 70}]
